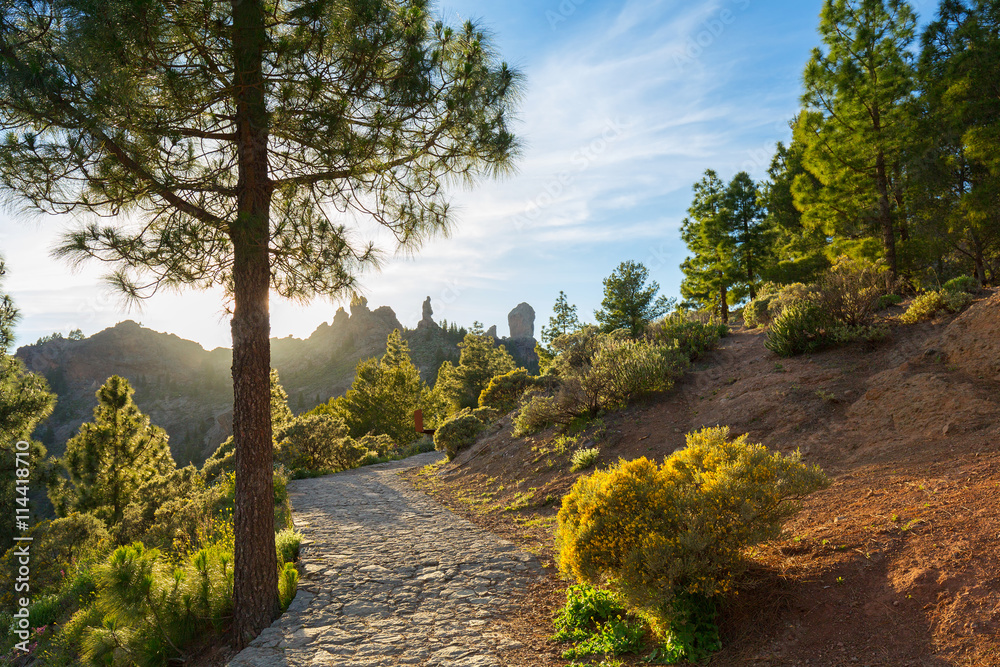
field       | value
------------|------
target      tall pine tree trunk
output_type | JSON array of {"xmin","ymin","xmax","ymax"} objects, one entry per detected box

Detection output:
[
  {"xmin": 875, "ymin": 149, "xmax": 898, "ymax": 289},
  {"xmin": 231, "ymin": 0, "xmax": 278, "ymax": 649},
  {"xmin": 719, "ymin": 284, "xmax": 729, "ymax": 323}
]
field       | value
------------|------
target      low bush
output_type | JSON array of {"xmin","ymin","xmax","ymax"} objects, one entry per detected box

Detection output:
[
  {"xmin": 275, "ymin": 528, "xmax": 302, "ymax": 566},
  {"xmin": 900, "ymin": 289, "xmax": 973, "ymax": 323},
  {"xmin": 743, "ymin": 294, "xmax": 775, "ymax": 328},
  {"xmin": 570, "ymin": 447, "xmax": 600, "ymax": 472},
  {"xmin": 276, "ymin": 414, "xmax": 353, "ymax": 470},
  {"xmin": 279, "ymin": 562, "xmax": 299, "ymax": 611},
  {"xmin": 552, "ymin": 584, "xmax": 644, "ymax": 661},
  {"xmin": 556, "ymin": 426, "xmax": 828, "ymax": 662},
  {"xmin": 764, "ymin": 302, "xmax": 835, "ymax": 357},
  {"xmin": 514, "ymin": 336, "xmax": 688, "ymax": 436},
  {"xmin": 647, "ymin": 319, "xmax": 722, "ymax": 360},
  {"xmin": 812, "ymin": 256, "xmax": 888, "ymax": 326},
  {"xmin": 433, "ymin": 412, "xmax": 486, "ymax": 460},
  {"xmin": 767, "ymin": 282, "xmax": 812, "ymax": 320},
  {"xmin": 478, "ymin": 368, "xmax": 540, "ymax": 414},
  {"xmin": 943, "ymin": 275, "xmax": 977, "ymax": 293},
  {"xmin": 877, "ymin": 294, "xmax": 903, "ymax": 309}
]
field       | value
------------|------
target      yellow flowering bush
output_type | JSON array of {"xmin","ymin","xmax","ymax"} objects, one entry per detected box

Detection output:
[{"xmin": 556, "ymin": 426, "xmax": 829, "ymax": 647}]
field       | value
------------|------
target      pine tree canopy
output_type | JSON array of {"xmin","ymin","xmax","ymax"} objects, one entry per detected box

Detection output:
[
  {"xmin": 50, "ymin": 375, "xmax": 176, "ymax": 528},
  {"xmin": 595, "ymin": 260, "xmax": 673, "ymax": 336}
]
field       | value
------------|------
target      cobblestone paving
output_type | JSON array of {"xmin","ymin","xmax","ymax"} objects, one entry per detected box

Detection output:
[{"xmin": 229, "ymin": 451, "xmax": 540, "ymax": 667}]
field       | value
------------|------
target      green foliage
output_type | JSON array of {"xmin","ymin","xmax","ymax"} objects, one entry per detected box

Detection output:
[
  {"xmin": 765, "ymin": 302, "xmax": 835, "ymax": 357},
  {"xmin": 431, "ymin": 331, "xmax": 518, "ymax": 413},
  {"xmin": 646, "ymin": 319, "xmax": 722, "ymax": 360},
  {"xmin": 743, "ymin": 293, "xmax": 776, "ymax": 329},
  {"xmin": 556, "ymin": 426, "xmax": 829, "ymax": 656},
  {"xmin": 595, "ymin": 261, "xmax": 674, "ymax": 336},
  {"xmin": 275, "ymin": 528, "xmax": 302, "ymax": 566},
  {"xmin": 943, "ymin": 275, "xmax": 977, "ymax": 293},
  {"xmin": 516, "ymin": 330, "xmax": 689, "ymax": 436},
  {"xmin": 542, "ymin": 291, "xmax": 584, "ymax": 347},
  {"xmin": 649, "ymin": 592, "xmax": 721, "ymax": 664},
  {"xmin": 269, "ymin": 369, "xmax": 294, "ymax": 434},
  {"xmin": 900, "ymin": 289, "xmax": 974, "ymax": 323},
  {"xmin": 433, "ymin": 412, "xmax": 487, "ymax": 461},
  {"xmin": 811, "ymin": 257, "xmax": 889, "ymax": 326},
  {"xmin": 478, "ymin": 368, "xmax": 539, "ymax": 415},
  {"xmin": 680, "ymin": 170, "xmax": 770, "ymax": 322},
  {"xmin": 570, "ymin": 447, "xmax": 600, "ymax": 473},
  {"xmin": 0, "ymin": 259, "xmax": 57, "ymax": 545},
  {"xmin": 320, "ymin": 330, "xmax": 425, "ymax": 446},
  {"xmin": 50, "ymin": 375, "xmax": 176, "ymax": 529},
  {"xmin": 796, "ymin": 0, "xmax": 917, "ymax": 281},
  {"xmin": 278, "ymin": 562, "xmax": 299, "ymax": 611},
  {"xmin": 276, "ymin": 414, "xmax": 353, "ymax": 471},
  {"xmin": 553, "ymin": 585, "xmax": 644, "ymax": 661},
  {"xmin": 878, "ymin": 294, "xmax": 903, "ymax": 309},
  {"xmin": 77, "ymin": 540, "xmax": 235, "ymax": 665}
]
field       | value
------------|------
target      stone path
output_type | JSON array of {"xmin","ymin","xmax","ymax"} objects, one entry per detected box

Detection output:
[{"xmin": 229, "ymin": 451, "xmax": 541, "ymax": 667}]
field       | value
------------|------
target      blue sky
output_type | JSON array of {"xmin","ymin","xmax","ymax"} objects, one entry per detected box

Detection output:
[{"xmin": 1, "ymin": 0, "xmax": 941, "ymax": 350}]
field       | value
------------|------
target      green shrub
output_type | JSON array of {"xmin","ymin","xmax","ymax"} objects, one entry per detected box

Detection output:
[
  {"xmin": 570, "ymin": 447, "xmax": 600, "ymax": 472},
  {"xmin": 765, "ymin": 302, "xmax": 835, "ymax": 357},
  {"xmin": 829, "ymin": 323, "xmax": 890, "ymax": 345},
  {"xmin": 77, "ymin": 541, "xmax": 235, "ymax": 665},
  {"xmin": 514, "ymin": 335, "xmax": 688, "ymax": 435},
  {"xmin": 356, "ymin": 433, "xmax": 396, "ymax": 458},
  {"xmin": 275, "ymin": 528, "xmax": 302, "ymax": 566},
  {"xmin": 767, "ymin": 282, "xmax": 812, "ymax": 319},
  {"xmin": 556, "ymin": 427, "xmax": 828, "ymax": 660},
  {"xmin": 943, "ymin": 275, "xmax": 977, "ymax": 293},
  {"xmin": 647, "ymin": 319, "xmax": 722, "ymax": 360},
  {"xmin": 433, "ymin": 412, "xmax": 486, "ymax": 460},
  {"xmin": 877, "ymin": 294, "xmax": 903, "ymax": 309},
  {"xmin": 278, "ymin": 562, "xmax": 299, "ymax": 611},
  {"xmin": 552, "ymin": 584, "xmax": 644, "ymax": 661},
  {"xmin": 812, "ymin": 256, "xmax": 888, "ymax": 326},
  {"xmin": 743, "ymin": 294, "xmax": 776, "ymax": 328},
  {"xmin": 276, "ymin": 414, "xmax": 354, "ymax": 470},
  {"xmin": 478, "ymin": 368, "xmax": 539, "ymax": 414},
  {"xmin": 900, "ymin": 289, "xmax": 974, "ymax": 323}
]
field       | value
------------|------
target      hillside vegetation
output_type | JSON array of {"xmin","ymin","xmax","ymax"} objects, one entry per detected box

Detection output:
[{"xmin": 410, "ymin": 290, "xmax": 1000, "ymax": 666}]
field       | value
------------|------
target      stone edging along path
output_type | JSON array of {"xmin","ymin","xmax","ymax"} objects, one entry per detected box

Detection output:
[{"xmin": 229, "ymin": 451, "xmax": 542, "ymax": 667}]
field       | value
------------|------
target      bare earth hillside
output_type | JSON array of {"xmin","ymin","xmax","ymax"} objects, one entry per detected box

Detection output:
[{"xmin": 408, "ymin": 290, "xmax": 1000, "ymax": 667}]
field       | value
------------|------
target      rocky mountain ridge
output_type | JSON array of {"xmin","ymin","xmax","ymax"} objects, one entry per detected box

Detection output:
[{"xmin": 18, "ymin": 297, "xmax": 538, "ymax": 465}]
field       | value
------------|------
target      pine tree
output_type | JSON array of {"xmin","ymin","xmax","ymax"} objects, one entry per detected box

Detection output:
[
  {"xmin": 541, "ymin": 291, "xmax": 583, "ymax": 346},
  {"xmin": 50, "ymin": 375, "xmax": 176, "ymax": 529},
  {"xmin": 795, "ymin": 0, "xmax": 917, "ymax": 285},
  {"xmin": 680, "ymin": 170, "xmax": 738, "ymax": 321},
  {"xmin": 724, "ymin": 172, "xmax": 769, "ymax": 300},
  {"xmin": 914, "ymin": 0, "xmax": 1000, "ymax": 285},
  {"xmin": 0, "ymin": 1, "xmax": 520, "ymax": 642},
  {"xmin": 595, "ymin": 261, "xmax": 673, "ymax": 335},
  {"xmin": 760, "ymin": 138, "xmax": 831, "ymax": 284},
  {"xmin": 269, "ymin": 369, "xmax": 294, "ymax": 435},
  {"xmin": 0, "ymin": 258, "xmax": 56, "ymax": 546},
  {"xmin": 330, "ymin": 330, "xmax": 425, "ymax": 445}
]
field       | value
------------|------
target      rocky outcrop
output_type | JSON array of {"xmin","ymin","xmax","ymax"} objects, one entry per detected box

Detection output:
[
  {"xmin": 417, "ymin": 296, "xmax": 438, "ymax": 330},
  {"xmin": 507, "ymin": 303, "xmax": 535, "ymax": 340}
]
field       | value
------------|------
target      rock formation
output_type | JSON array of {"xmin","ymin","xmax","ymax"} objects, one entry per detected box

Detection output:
[{"xmin": 507, "ymin": 303, "xmax": 535, "ymax": 339}]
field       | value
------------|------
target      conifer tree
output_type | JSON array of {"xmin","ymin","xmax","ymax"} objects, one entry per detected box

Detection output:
[
  {"xmin": 541, "ymin": 291, "xmax": 583, "ymax": 346},
  {"xmin": 914, "ymin": 0, "xmax": 1000, "ymax": 284},
  {"xmin": 795, "ymin": 0, "xmax": 917, "ymax": 285},
  {"xmin": 724, "ymin": 172, "xmax": 769, "ymax": 300},
  {"xmin": 680, "ymin": 170, "xmax": 738, "ymax": 321},
  {"xmin": 595, "ymin": 261, "xmax": 673, "ymax": 335},
  {"xmin": 0, "ymin": 259, "xmax": 56, "ymax": 546},
  {"xmin": 329, "ymin": 330, "xmax": 425, "ymax": 445},
  {"xmin": 0, "ymin": 1, "xmax": 520, "ymax": 641},
  {"xmin": 760, "ymin": 139, "xmax": 831, "ymax": 284},
  {"xmin": 50, "ymin": 375, "xmax": 176, "ymax": 529}
]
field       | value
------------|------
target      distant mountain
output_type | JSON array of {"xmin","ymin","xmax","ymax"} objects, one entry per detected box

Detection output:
[{"xmin": 18, "ymin": 297, "xmax": 538, "ymax": 466}]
